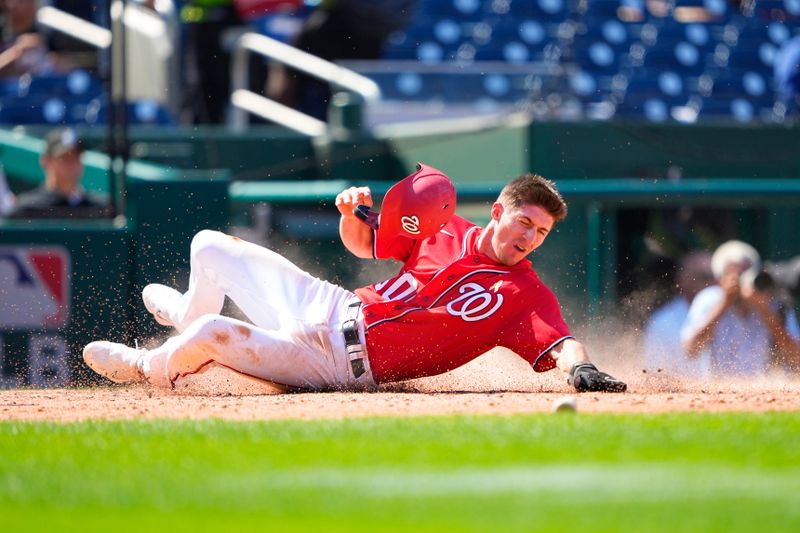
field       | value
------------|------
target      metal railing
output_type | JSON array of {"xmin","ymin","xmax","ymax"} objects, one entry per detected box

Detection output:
[
  {"xmin": 227, "ymin": 32, "xmax": 382, "ymax": 135},
  {"xmin": 36, "ymin": 6, "xmax": 113, "ymax": 49}
]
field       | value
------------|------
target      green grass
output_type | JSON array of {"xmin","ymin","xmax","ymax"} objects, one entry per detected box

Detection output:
[{"xmin": 2, "ymin": 413, "xmax": 800, "ymax": 532}]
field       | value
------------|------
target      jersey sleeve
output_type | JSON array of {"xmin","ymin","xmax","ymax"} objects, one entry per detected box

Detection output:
[{"xmin": 508, "ymin": 283, "xmax": 572, "ymax": 372}]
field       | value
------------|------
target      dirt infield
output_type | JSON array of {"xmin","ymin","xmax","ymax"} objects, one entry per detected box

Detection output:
[{"xmin": 2, "ymin": 351, "xmax": 800, "ymax": 421}]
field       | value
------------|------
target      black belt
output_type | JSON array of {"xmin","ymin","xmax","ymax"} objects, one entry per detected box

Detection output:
[{"xmin": 342, "ymin": 300, "xmax": 366, "ymax": 378}]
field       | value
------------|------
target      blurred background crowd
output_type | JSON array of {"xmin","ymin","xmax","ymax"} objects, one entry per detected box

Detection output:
[{"xmin": 0, "ymin": 0, "xmax": 799, "ymax": 127}]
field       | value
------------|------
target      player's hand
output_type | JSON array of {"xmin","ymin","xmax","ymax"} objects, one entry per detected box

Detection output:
[
  {"xmin": 570, "ymin": 363, "xmax": 627, "ymax": 392},
  {"xmin": 335, "ymin": 186, "xmax": 373, "ymax": 217}
]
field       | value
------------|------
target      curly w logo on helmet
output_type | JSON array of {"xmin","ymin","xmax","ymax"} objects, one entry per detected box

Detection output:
[{"xmin": 400, "ymin": 215, "xmax": 421, "ymax": 235}]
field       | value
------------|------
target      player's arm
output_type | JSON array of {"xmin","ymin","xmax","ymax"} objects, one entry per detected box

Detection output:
[{"xmin": 336, "ymin": 186, "xmax": 374, "ymax": 259}]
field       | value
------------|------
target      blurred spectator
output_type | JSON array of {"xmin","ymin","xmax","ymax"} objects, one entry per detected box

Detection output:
[
  {"xmin": 0, "ymin": 0, "xmax": 84, "ymax": 77},
  {"xmin": 267, "ymin": 0, "xmax": 418, "ymax": 121},
  {"xmin": 180, "ymin": 1, "xmax": 303, "ymax": 123},
  {"xmin": 180, "ymin": 0, "xmax": 243, "ymax": 124},
  {"xmin": 4, "ymin": 127, "xmax": 113, "ymax": 219},
  {"xmin": 775, "ymin": 35, "xmax": 800, "ymax": 118},
  {"xmin": 681, "ymin": 241, "xmax": 800, "ymax": 376},
  {"xmin": 0, "ymin": 162, "xmax": 16, "ymax": 215},
  {"xmin": 0, "ymin": 0, "xmax": 51, "ymax": 77},
  {"xmin": 642, "ymin": 250, "xmax": 713, "ymax": 378}
]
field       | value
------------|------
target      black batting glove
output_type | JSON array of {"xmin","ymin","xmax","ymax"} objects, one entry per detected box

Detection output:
[{"xmin": 570, "ymin": 363, "xmax": 627, "ymax": 393}]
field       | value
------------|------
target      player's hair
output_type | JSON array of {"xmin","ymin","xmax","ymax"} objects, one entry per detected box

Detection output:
[{"xmin": 498, "ymin": 173, "xmax": 568, "ymax": 222}]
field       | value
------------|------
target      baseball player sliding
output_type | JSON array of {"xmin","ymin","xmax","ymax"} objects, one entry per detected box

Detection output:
[{"xmin": 84, "ymin": 163, "xmax": 626, "ymax": 393}]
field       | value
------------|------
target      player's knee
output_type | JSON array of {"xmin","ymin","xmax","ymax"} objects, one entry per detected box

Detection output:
[
  {"xmin": 190, "ymin": 229, "xmax": 230, "ymax": 265},
  {"xmin": 191, "ymin": 229, "xmax": 223, "ymax": 253},
  {"xmin": 185, "ymin": 313, "xmax": 233, "ymax": 341}
]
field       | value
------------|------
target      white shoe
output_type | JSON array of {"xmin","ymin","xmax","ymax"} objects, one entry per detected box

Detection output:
[
  {"xmin": 83, "ymin": 341, "xmax": 146, "ymax": 384},
  {"xmin": 142, "ymin": 283, "xmax": 182, "ymax": 328}
]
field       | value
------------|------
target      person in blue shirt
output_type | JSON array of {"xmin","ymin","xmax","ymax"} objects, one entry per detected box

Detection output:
[{"xmin": 681, "ymin": 240, "xmax": 800, "ymax": 376}]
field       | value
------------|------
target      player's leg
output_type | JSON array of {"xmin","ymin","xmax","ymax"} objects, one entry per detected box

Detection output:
[
  {"xmin": 139, "ymin": 314, "xmax": 365, "ymax": 389},
  {"xmin": 146, "ymin": 230, "xmax": 352, "ymax": 332}
]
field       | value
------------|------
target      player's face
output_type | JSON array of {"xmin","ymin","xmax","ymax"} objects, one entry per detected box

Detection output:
[{"xmin": 489, "ymin": 202, "xmax": 555, "ymax": 265}]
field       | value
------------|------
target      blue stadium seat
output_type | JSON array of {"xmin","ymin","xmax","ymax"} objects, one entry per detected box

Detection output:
[
  {"xmin": 14, "ymin": 71, "xmax": 103, "ymax": 100},
  {"xmin": 581, "ymin": 0, "xmax": 647, "ymax": 21},
  {"xmin": 0, "ymin": 94, "xmax": 93, "ymax": 125},
  {"xmin": 738, "ymin": 20, "xmax": 793, "ymax": 47},
  {"xmin": 642, "ymin": 40, "xmax": 709, "ymax": 75},
  {"xmin": 727, "ymin": 42, "xmax": 778, "ymax": 72},
  {"xmin": 565, "ymin": 68, "xmax": 625, "ymax": 111},
  {"xmin": 368, "ymin": 71, "xmax": 442, "ymax": 101},
  {"xmin": 672, "ymin": 0, "xmax": 730, "ymax": 19},
  {"xmin": 507, "ymin": 0, "xmax": 572, "ymax": 20},
  {"xmin": 375, "ymin": 0, "xmax": 788, "ymax": 123},
  {"xmin": 474, "ymin": 40, "xmax": 564, "ymax": 64},
  {"xmin": 417, "ymin": 0, "xmax": 486, "ymax": 22},
  {"xmin": 751, "ymin": 1, "xmax": 800, "ymax": 22},
  {"xmin": 617, "ymin": 96, "xmax": 675, "ymax": 122},
  {"xmin": 708, "ymin": 71, "xmax": 774, "ymax": 109},
  {"xmin": 697, "ymin": 96, "xmax": 777, "ymax": 122},
  {"xmin": 654, "ymin": 21, "xmax": 729, "ymax": 52},
  {"xmin": 87, "ymin": 98, "xmax": 177, "ymax": 126},
  {"xmin": 625, "ymin": 70, "xmax": 695, "ymax": 102},
  {"xmin": 571, "ymin": 38, "xmax": 629, "ymax": 74}
]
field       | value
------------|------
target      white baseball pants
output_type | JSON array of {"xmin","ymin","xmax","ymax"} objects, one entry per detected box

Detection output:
[{"xmin": 139, "ymin": 230, "xmax": 376, "ymax": 390}]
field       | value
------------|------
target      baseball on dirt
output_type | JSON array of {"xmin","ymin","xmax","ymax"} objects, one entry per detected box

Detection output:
[{"xmin": 553, "ymin": 396, "xmax": 577, "ymax": 413}]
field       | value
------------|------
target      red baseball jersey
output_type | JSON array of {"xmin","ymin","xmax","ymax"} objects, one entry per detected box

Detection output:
[{"xmin": 355, "ymin": 215, "xmax": 572, "ymax": 384}]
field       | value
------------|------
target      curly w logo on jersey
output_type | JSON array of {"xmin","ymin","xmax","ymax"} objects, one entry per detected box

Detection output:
[
  {"xmin": 445, "ymin": 282, "xmax": 504, "ymax": 322},
  {"xmin": 0, "ymin": 246, "xmax": 71, "ymax": 329}
]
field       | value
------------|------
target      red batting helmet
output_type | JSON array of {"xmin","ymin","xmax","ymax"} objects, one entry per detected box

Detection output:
[{"xmin": 376, "ymin": 162, "xmax": 456, "ymax": 240}]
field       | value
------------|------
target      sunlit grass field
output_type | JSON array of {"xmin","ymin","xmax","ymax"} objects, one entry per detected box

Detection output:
[{"xmin": 1, "ymin": 413, "xmax": 799, "ymax": 532}]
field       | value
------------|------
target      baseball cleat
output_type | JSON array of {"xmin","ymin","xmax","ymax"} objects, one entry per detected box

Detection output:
[
  {"xmin": 83, "ymin": 341, "xmax": 146, "ymax": 384},
  {"xmin": 142, "ymin": 283, "xmax": 182, "ymax": 327}
]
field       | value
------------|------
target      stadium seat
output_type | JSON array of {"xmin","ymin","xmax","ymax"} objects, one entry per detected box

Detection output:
[
  {"xmin": 89, "ymin": 99, "xmax": 177, "ymax": 126},
  {"xmin": 751, "ymin": 0, "xmax": 800, "ymax": 21},
  {"xmin": 418, "ymin": 0, "xmax": 486, "ymax": 22},
  {"xmin": 0, "ymin": 94, "xmax": 92, "ymax": 125},
  {"xmin": 697, "ymin": 96, "xmax": 778, "ymax": 123},
  {"xmin": 625, "ymin": 70, "xmax": 694, "ymax": 101},
  {"xmin": 507, "ymin": 0, "xmax": 572, "ymax": 20},
  {"xmin": 642, "ymin": 40, "xmax": 709, "ymax": 75},
  {"xmin": 710, "ymin": 70, "xmax": 772, "ymax": 102},
  {"xmin": 571, "ymin": 38, "xmax": 628, "ymax": 74},
  {"xmin": 580, "ymin": 0, "xmax": 647, "ymax": 21},
  {"xmin": 564, "ymin": 68, "xmax": 624, "ymax": 117},
  {"xmin": 14, "ymin": 71, "xmax": 103, "ymax": 100},
  {"xmin": 672, "ymin": 0, "xmax": 730, "ymax": 19},
  {"xmin": 727, "ymin": 41, "xmax": 779, "ymax": 72},
  {"xmin": 373, "ymin": 0, "xmax": 789, "ymax": 124}
]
